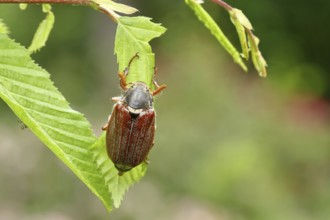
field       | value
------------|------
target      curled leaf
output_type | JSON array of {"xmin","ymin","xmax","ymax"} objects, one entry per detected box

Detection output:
[
  {"xmin": 230, "ymin": 8, "xmax": 267, "ymax": 77},
  {"xmin": 247, "ymin": 31, "xmax": 268, "ymax": 77},
  {"xmin": 28, "ymin": 4, "xmax": 55, "ymax": 53},
  {"xmin": 229, "ymin": 7, "xmax": 267, "ymax": 76},
  {"xmin": 212, "ymin": 0, "xmax": 268, "ymax": 76},
  {"xmin": 231, "ymin": 8, "xmax": 253, "ymax": 30},
  {"xmin": 230, "ymin": 11, "xmax": 249, "ymax": 59}
]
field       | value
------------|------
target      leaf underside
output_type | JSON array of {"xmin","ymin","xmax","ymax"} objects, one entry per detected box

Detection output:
[
  {"xmin": 0, "ymin": 33, "xmax": 114, "ymax": 210},
  {"xmin": 0, "ymin": 24, "xmax": 163, "ymax": 210}
]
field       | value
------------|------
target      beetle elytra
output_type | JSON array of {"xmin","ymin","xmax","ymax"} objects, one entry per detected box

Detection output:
[{"xmin": 102, "ymin": 53, "xmax": 166, "ymax": 175}]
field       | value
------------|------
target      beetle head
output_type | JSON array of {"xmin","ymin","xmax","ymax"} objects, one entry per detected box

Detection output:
[{"xmin": 123, "ymin": 82, "xmax": 153, "ymax": 115}]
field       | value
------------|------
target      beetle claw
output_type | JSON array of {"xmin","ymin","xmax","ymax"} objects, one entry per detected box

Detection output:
[
  {"xmin": 102, "ymin": 115, "xmax": 112, "ymax": 131},
  {"xmin": 101, "ymin": 124, "xmax": 108, "ymax": 131}
]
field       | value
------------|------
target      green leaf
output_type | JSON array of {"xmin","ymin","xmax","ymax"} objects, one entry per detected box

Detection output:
[
  {"xmin": 0, "ymin": 33, "xmax": 156, "ymax": 211},
  {"xmin": 231, "ymin": 8, "xmax": 253, "ymax": 30},
  {"xmin": 228, "ymin": 8, "xmax": 267, "ymax": 77},
  {"xmin": 185, "ymin": 0, "xmax": 247, "ymax": 72},
  {"xmin": 0, "ymin": 19, "xmax": 10, "ymax": 35},
  {"xmin": 94, "ymin": 133, "xmax": 147, "ymax": 208},
  {"xmin": 247, "ymin": 32, "xmax": 267, "ymax": 77},
  {"xmin": 28, "ymin": 4, "xmax": 55, "ymax": 53},
  {"xmin": 229, "ymin": 9, "xmax": 250, "ymax": 59},
  {"xmin": 114, "ymin": 16, "xmax": 166, "ymax": 88},
  {"xmin": 0, "ymin": 34, "xmax": 113, "ymax": 211}
]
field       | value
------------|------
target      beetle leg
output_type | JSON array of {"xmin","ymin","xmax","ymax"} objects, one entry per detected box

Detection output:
[
  {"xmin": 152, "ymin": 67, "xmax": 167, "ymax": 96},
  {"xmin": 102, "ymin": 123, "xmax": 108, "ymax": 131},
  {"xmin": 144, "ymin": 158, "xmax": 150, "ymax": 164},
  {"xmin": 118, "ymin": 71, "xmax": 127, "ymax": 90},
  {"xmin": 111, "ymin": 96, "xmax": 122, "ymax": 102},
  {"xmin": 101, "ymin": 115, "xmax": 111, "ymax": 130},
  {"xmin": 152, "ymin": 82, "xmax": 167, "ymax": 96}
]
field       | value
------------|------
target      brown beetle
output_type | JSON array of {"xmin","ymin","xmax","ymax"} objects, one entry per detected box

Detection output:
[{"xmin": 102, "ymin": 54, "xmax": 166, "ymax": 175}]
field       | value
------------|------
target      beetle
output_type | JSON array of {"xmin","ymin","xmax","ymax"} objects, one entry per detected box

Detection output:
[{"xmin": 102, "ymin": 53, "xmax": 167, "ymax": 175}]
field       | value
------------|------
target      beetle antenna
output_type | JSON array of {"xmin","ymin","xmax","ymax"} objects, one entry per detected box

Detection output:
[
  {"xmin": 127, "ymin": 52, "xmax": 139, "ymax": 70},
  {"xmin": 123, "ymin": 52, "xmax": 140, "ymax": 76},
  {"xmin": 118, "ymin": 53, "xmax": 140, "ymax": 90}
]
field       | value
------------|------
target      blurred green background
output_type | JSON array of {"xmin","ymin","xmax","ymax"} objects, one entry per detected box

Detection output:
[{"xmin": 1, "ymin": 1, "xmax": 330, "ymax": 219}]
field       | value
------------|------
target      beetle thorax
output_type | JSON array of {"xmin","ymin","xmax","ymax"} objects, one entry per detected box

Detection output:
[{"xmin": 122, "ymin": 82, "xmax": 153, "ymax": 115}]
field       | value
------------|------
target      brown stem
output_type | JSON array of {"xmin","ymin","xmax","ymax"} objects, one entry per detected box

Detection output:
[
  {"xmin": 211, "ymin": 0, "xmax": 233, "ymax": 11},
  {"xmin": 0, "ymin": 0, "xmax": 118, "ymax": 21},
  {"xmin": 0, "ymin": 0, "xmax": 90, "ymax": 4}
]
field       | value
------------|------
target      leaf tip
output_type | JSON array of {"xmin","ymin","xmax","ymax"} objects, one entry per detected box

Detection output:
[{"xmin": 0, "ymin": 19, "xmax": 10, "ymax": 35}]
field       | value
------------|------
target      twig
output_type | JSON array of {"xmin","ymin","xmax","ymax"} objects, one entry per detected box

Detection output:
[
  {"xmin": 0, "ymin": 0, "xmax": 117, "ymax": 21},
  {"xmin": 0, "ymin": 0, "xmax": 90, "ymax": 4},
  {"xmin": 211, "ymin": 0, "xmax": 233, "ymax": 11}
]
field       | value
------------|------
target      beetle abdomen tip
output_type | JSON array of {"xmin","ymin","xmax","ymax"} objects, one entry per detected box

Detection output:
[{"xmin": 115, "ymin": 164, "xmax": 133, "ymax": 174}]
